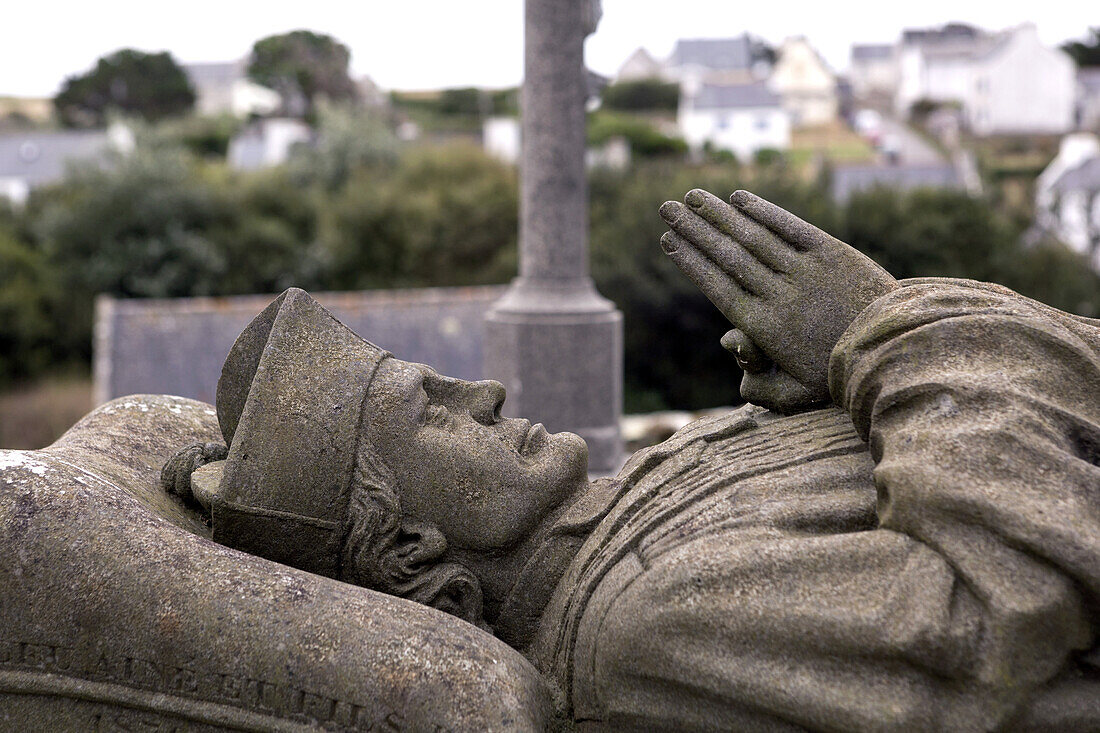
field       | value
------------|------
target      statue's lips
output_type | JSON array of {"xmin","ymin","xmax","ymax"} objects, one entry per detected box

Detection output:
[{"xmin": 519, "ymin": 422, "xmax": 549, "ymax": 456}]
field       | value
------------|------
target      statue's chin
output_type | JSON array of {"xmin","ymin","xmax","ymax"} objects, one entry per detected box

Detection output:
[{"xmin": 548, "ymin": 430, "xmax": 589, "ymax": 485}]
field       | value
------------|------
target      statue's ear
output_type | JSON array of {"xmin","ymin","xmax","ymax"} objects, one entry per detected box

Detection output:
[{"xmin": 384, "ymin": 521, "xmax": 486, "ymax": 629}]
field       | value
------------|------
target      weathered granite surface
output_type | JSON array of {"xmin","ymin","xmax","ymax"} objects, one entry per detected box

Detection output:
[
  {"xmin": 95, "ymin": 285, "xmax": 506, "ymax": 406},
  {"xmin": 0, "ymin": 395, "xmax": 553, "ymax": 731}
]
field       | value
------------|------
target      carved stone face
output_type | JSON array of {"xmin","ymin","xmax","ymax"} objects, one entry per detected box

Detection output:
[{"xmin": 363, "ymin": 357, "xmax": 589, "ymax": 552}]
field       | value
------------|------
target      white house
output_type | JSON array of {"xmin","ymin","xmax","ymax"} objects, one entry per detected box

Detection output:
[
  {"xmin": 894, "ymin": 23, "xmax": 1075, "ymax": 135},
  {"xmin": 616, "ymin": 48, "xmax": 667, "ymax": 82},
  {"xmin": 678, "ymin": 82, "xmax": 790, "ymax": 161},
  {"xmin": 227, "ymin": 118, "xmax": 312, "ymax": 171},
  {"xmin": 769, "ymin": 37, "xmax": 838, "ymax": 127},
  {"xmin": 183, "ymin": 60, "xmax": 281, "ymax": 118},
  {"xmin": 848, "ymin": 44, "xmax": 897, "ymax": 102},
  {"xmin": 1034, "ymin": 133, "xmax": 1100, "ymax": 267}
]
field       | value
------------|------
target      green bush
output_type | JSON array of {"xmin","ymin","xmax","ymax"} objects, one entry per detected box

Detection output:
[
  {"xmin": 23, "ymin": 142, "xmax": 326, "ymax": 366},
  {"xmin": 0, "ymin": 226, "xmax": 63, "ymax": 384},
  {"xmin": 287, "ymin": 105, "xmax": 398, "ymax": 190},
  {"xmin": 588, "ymin": 112, "xmax": 687, "ymax": 158},
  {"xmin": 600, "ymin": 79, "xmax": 679, "ymax": 112},
  {"xmin": 320, "ymin": 144, "xmax": 517, "ymax": 289}
]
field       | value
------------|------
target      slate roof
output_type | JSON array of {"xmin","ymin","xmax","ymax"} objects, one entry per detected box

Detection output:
[
  {"xmin": 1079, "ymin": 68, "xmax": 1100, "ymax": 95},
  {"xmin": 900, "ymin": 23, "xmax": 1009, "ymax": 63},
  {"xmin": 902, "ymin": 23, "xmax": 983, "ymax": 46},
  {"xmin": 690, "ymin": 82, "xmax": 781, "ymax": 110},
  {"xmin": 669, "ymin": 36, "xmax": 766, "ymax": 71},
  {"xmin": 832, "ymin": 163, "xmax": 960, "ymax": 202},
  {"xmin": 0, "ymin": 130, "xmax": 109, "ymax": 185},
  {"xmin": 183, "ymin": 60, "xmax": 246, "ymax": 87},
  {"xmin": 851, "ymin": 44, "xmax": 893, "ymax": 62},
  {"xmin": 1051, "ymin": 157, "xmax": 1100, "ymax": 194}
]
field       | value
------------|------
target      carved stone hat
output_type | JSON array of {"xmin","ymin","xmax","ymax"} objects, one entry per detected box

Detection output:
[{"xmin": 211, "ymin": 288, "xmax": 389, "ymax": 577}]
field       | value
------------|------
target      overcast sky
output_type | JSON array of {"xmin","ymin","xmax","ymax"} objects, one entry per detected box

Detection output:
[{"xmin": 2, "ymin": 1, "xmax": 1093, "ymax": 97}]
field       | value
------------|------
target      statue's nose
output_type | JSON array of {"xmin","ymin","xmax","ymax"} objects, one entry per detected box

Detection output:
[
  {"xmin": 467, "ymin": 380, "xmax": 506, "ymax": 425},
  {"xmin": 427, "ymin": 372, "xmax": 506, "ymax": 425}
]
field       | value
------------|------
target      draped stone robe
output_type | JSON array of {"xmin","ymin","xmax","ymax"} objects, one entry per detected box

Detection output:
[{"xmin": 510, "ymin": 279, "xmax": 1100, "ymax": 731}]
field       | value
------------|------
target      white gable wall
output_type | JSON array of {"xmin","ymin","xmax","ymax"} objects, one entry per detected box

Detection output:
[
  {"xmin": 896, "ymin": 25, "xmax": 1075, "ymax": 134},
  {"xmin": 924, "ymin": 57, "xmax": 974, "ymax": 105},
  {"xmin": 770, "ymin": 39, "xmax": 838, "ymax": 126},
  {"xmin": 895, "ymin": 46, "xmax": 927, "ymax": 115},
  {"xmin": 969, "ymin": 26, "xmax": 1074, "ymax": 135}
]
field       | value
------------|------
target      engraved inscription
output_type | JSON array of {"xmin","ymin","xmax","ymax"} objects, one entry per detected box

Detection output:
[{"xmin": 2, "ymin": 638, "xmax": 448, "ymax": 731}]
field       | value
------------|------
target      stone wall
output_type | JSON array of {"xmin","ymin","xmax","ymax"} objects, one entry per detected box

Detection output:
[{"xmin": 94, "ymin": 286, "xmax": 506, "ymax": 406}]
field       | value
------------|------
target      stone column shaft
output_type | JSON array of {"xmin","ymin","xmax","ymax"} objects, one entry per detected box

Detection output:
[{"xmin": 484, "ymin": 0, "xmax": 623, "ymax": 473}]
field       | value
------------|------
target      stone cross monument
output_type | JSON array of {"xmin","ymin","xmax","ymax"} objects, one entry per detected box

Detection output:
[{"xmin": 484, "ymin": 0, "xmax": 623, "ymax": 473}]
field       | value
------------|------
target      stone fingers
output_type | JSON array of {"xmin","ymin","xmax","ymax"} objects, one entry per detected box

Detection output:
[
  {"xmin": 682, "ymin": 189, "xmax": 797, "ymax": 272},
  {"xmin": 729, "ymin": 190, "xmax": 834, "ymax": 252},
  {"xmin": 659, "ymin": 201, "xmax": 778, "ymax": 297},
  {"xmin": 660, "ymin": 230, "xmax": 753, "ymax": 326},
  {"xmin": 720, "ymin": 328, "xmax": 772, "ymax": 374}
]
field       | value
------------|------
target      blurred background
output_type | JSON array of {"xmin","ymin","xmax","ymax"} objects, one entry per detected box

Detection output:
[{"xmin": 2, "ymin": 1, "xmax": 1099, "ymax": 449}]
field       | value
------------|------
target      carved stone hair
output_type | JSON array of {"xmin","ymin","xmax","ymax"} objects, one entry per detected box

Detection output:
[{"xmin": 338, "ymin": 439, "xmax": 486, "ymax": 630}]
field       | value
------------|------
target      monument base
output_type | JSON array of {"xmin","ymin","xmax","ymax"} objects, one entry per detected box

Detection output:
[{"xmin": 484, "ymin": 277, "xmax": 624, "ymax": 474}]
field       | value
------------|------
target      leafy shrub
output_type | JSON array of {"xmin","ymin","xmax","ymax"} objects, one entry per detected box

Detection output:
[
  {"xmin": 588, "ymin": 112, "xmax": 687, "ymax": 158},
  {"xmin": 600, "ymin": 79, "xmax": 680, "ymax": 112},
  {"xmin": 0, "ymin": 226, "xmax": 63, "ymax": 384},
  {"xmin": 320, "ymin": 143, "xmax": 517, "ymax": 289}
]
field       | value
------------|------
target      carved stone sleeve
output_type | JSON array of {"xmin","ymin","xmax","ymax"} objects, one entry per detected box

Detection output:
[{"xmin": 830, "ymin": 277, "xmax": 1100, "ymax": 723}]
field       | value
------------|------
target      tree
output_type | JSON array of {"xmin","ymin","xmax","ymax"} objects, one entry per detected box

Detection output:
[
  {"xmin": 1062, "ymin": 28, "xmax": 1100, "ymax": 68},
  {"xmin": 247, "ymin": 31, "xmax": 358, "ymax": 117},
  {"xmin": 54, "ymin": 49, "xmax": 195, "ymax": 127}
]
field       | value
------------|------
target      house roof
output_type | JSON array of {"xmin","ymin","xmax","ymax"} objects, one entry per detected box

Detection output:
[
  {"xmin": 669, "ymin": 36, "xmax": 767, "ymax": 71},
  {"xmin": 831, "ymin": 163, "xmax": 960, "ymax": 202},
  {"xmin": 183, "ymin": 60, "xmax": 247, "ymax": 89},
  {"xmin": 0, "ymin": 130, "xmax": 109, "ymax": 185},
  {"xmin": 689, "ymin": 82, "xmax": 781, "ymax": 110},
  {"xmin": 851, "ymin": 44, "xmax": 893, "ymax": 62},
  {"xmin": 1051, "ymin": 157, "xmax": 1100, "ymax": 194},
  {"xmin": 902, "ymin": 23, "xmax": 984, "ymax": 47},
  {"xmin": 1079, "ymin": 68, "xmax": 1100, "ymax": 95},
  {"xmin": 618, "ymin": 47, "xmax": 662, "ymax": 75},
  {"xmin": 900, "ymin": 23, "xmax": 1017, "ymax": 64}
]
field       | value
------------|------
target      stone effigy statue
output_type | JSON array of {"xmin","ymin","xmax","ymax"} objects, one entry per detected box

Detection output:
[{"xmin": 3, "ymin": 190, "xmax": 1098, "ymax": 730}]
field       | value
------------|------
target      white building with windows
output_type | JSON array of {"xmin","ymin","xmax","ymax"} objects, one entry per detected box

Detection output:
[
  {"xmin": 894, "ymin": 23, "xmax": 1075, "ymax": 135},
  {"xmin": 678, "ymin": 82, "xmax": 790, "ymax": 161}
]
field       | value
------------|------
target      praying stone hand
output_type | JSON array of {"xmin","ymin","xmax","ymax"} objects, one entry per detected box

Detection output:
[{"xmin": 659, "ymin": 189, "xmax": 899, "ymax": 413}]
